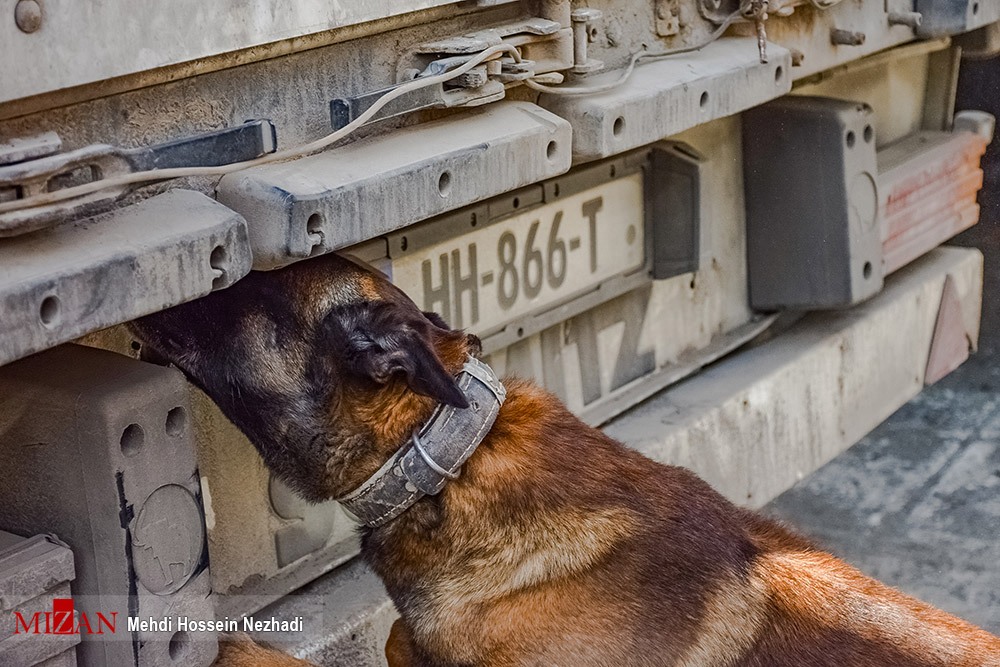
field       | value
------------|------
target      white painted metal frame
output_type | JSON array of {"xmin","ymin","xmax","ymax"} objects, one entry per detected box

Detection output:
[{"xmin": 1, "ymin": 0, "xmax": 514, "ymax": 104}]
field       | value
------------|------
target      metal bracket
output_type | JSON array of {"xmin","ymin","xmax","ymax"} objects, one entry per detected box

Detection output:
[
  {"xmin": 331, "ymin": 70, "xmax": 509, "ymax": 130},
  {"xmin": 0, "ymin": 120, "xmax": 277, "ymax": 238},
  {"xmin": 413, "ymin": 17, "xmax": 563, "ymax": 55},
  {"xmin": 538, "ymin": 37, "xmax": 791, "ymax": 161},
  {"xmin": 646, "ymin": 142, "xmax": 704, "ymax": 279},
  {"xmin": 0, "ymin": 189, "xmax": 252, "ymax": 367},
  {"xmin": 330, "ymin": 16, "xmax": 574, "ymax": 130},
  {"xmin": 222, "ymin": 101, "xmax": 571, "ymax": 270}
]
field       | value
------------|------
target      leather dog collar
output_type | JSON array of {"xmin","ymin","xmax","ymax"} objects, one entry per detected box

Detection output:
[{"xmin": 337, "ymin": 356, "xmax": 506, "ymax": 528}]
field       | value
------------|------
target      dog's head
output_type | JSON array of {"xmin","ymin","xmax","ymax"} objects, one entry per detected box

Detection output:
[{"xmin": 131, "ymin": 253, "xmax": 477, "ymax": 501}]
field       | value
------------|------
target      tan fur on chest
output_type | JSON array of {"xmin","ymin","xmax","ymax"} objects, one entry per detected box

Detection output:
[{"xmin": 406, "ymin": 506, "xmax": 636, "ymax": 663}]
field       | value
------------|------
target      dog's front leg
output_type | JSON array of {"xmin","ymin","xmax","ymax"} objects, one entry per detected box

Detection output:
[
  {"xmin": 212, "ymin": 633, "xmax": 316, "ymax": 666},
  {"xmin": 386, "ymin": 619, "xmax": 449, "ymax": 667},
  {"xmin": 386, "ymin": 619, "xmax": 422, "ymax": 667}
]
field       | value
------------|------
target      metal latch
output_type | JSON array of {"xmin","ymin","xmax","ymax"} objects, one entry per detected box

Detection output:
[
  {"xmin": 330, "ymin": 59, "xmax": 513, "ymax": 130},
  {"xmin": 330, "ymin": 17, "xmax": 573, "ymax": 130},
  {"xmin": 0, "ymin": 120, "xmax": 276, "ymax": 237}
]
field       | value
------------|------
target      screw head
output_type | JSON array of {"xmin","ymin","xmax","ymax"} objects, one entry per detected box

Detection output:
[{"xmin": 14, "ymin": 0, "xmax": 42, "ymax": 33}]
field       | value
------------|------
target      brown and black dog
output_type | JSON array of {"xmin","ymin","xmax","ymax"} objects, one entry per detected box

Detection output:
[{"xmin": 132, "ymin": 253, "xmax": 1000, "ymax": 667}]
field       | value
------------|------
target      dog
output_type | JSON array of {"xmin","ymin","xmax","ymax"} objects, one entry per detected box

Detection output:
[{"xmin": 131, "ymin": 252, "xmax": 1000, "ymax": 667}]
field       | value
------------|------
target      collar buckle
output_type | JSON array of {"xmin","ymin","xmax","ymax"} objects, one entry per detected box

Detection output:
[{"xmin": 411, "ymin": 430, "xmax": 460, "ymax": 481}]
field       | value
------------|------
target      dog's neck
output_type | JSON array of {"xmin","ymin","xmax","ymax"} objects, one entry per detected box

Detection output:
[
  {"xmin": 320, "ymin": 333, "xmax": 475, "ymax": 499},
  {"xmin": 335, "ymin": 356, "xmax": 506, "ymax": 527}
]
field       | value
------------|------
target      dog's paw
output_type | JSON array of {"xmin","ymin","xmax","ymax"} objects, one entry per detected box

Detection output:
[{"xmin": 213, "ymin": 632, "xmax": 316, "ymax": 667}]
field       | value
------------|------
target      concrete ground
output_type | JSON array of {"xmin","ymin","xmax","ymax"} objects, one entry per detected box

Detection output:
[{"xmin": 765, "ymin": 58, "xmax": 1000, "ymax": 635}]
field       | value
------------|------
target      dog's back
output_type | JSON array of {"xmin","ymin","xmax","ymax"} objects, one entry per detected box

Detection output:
[{"xmin": 737, "ymin": 515, "xmax": 1000, "ymax": 666}]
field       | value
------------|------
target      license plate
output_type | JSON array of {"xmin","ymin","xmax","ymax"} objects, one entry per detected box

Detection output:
[{"xmin": 388, "ymin": 172, "xmax": 646, "ymax": 335}]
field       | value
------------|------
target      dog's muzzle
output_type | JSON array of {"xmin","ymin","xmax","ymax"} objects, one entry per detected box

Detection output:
[{"xmin": 337, "ymin": 356, "xmax": 507, "ymax": 528}]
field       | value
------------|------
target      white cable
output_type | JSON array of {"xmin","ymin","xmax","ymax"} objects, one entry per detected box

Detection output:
[
  {"xmin": 0, "ymin": 43, "xmax": 520, "ymax": 215},
  {"xmin": 524, "ymin": 51, "xmax": 644, "ymax": 96}
]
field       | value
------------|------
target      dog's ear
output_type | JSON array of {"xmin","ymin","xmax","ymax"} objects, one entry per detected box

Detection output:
[{"xmin": 327, "ymin": 302, "xmax": 469, "ymax": 408}]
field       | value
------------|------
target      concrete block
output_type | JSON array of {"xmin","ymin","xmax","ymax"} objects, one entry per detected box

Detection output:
[
  {"xmin": 538, "ymin": 38, "xmax": 791, "ymax": 162},
  {"xmin": 0, "ymin": 532, "xmax": 78, "ymax": 666},
  {"xmin": 35, "ymin": 649, "xmax": 77, "ymax": 667},
  {"xmin": 247, "ymin": 558, "xmax": 395, "ymax": 667},
  {"xmin": 1, "ymin": 583, "xmax": 78, "ymax": 667},
  {"xmin": 217, "ymin": 102, "xmax": 572, "ymax": 269},
  {"xmin": 0, "ymin": 345, "xmax": 217, "ymax": 667},
  {"xmin": 37, "ymin": 648, "xmax": 78, "ymax": 667},
  {"xmin": 0, "ymin": 532, "xmax": 75, "ymax": 610},
  {"xmin": 605, "ymin": 246, "xmax": 983, "ymax": 508},
  {"xmin": 0, "ymin": 189, "xmax": 252, "ymax": 367}
]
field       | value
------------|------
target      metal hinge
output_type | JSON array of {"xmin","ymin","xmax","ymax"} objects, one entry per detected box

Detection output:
[{"xmin": 0, "ymin": 120, "xmax": 276, "ymax": 237}]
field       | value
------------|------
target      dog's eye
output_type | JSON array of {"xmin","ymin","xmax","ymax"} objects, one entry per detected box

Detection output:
[{"xmin": 347, "ymin": 332, "xmax": 377, "ymax": 351}]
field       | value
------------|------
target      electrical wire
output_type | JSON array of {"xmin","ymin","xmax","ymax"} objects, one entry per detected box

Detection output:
[{"xmin": 1, "ymin": 14, "xmax": 743, "ymax": 216}]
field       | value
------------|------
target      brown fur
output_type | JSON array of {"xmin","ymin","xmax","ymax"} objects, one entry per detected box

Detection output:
[
  {"xmin": 130, "ymin": 254, "xmax": 1000, "ymax": 667},
  {"xmin": 213, "ymin": 633, "xmax": 313, "ymax": 667}
]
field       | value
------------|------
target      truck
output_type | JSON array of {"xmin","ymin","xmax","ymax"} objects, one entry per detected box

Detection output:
[{"xmin": 0, "ymin": 1, "xmax": 997, "ymax": 665}]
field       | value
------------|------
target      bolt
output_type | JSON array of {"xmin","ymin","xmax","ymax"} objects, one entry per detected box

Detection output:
[
  {"xmin": 888, "ymin": 11, "xmax": 922, "ymax": 28},
  {"xmin": 831, "ymin": 29, "xmax": 865, "ymax": 46},
  {"xmin": 572, "ymin": 8, "xmax": 602, "ymax": 59},
  {"xmin": 14, "ymin": 0, "xmax": 42, "ymax": 33},
  {"xmin": 570, "ymin": 8, "xmax": 604, "ymax": 74},
  {"xmin": 789, "ymin": 48, "xmax": 806, "ymax": 66}
]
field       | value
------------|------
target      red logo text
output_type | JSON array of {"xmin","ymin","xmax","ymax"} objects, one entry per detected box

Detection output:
[{"xmin": 13, "ymin": 598, "xmax": 117, "ymax": 635}]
